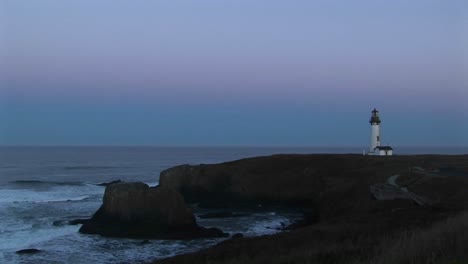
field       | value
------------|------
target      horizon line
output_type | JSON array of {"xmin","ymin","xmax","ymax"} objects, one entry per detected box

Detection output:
[{"xmin": 0, "ymin": 144, "xmax": 467, "ymax": 148}]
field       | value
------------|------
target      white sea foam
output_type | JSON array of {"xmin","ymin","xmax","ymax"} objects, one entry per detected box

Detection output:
[
  {"xmin": 0, "ymin": 225, "xmax": 80, "ymax": 251},
  {"xmin": 245, "ymin": 213, "xmax": 293, "ymax": 236},
  {"xmin": 145, "ymin": 181, "xmax": 160, "ymax": 187}
]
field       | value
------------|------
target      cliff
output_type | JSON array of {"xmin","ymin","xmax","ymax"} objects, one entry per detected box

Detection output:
[
  {"xmin": 160, "ymin": 154, "xmax": 373, "ymax": 207},
  {"xmin": 159, "ymin": 154, "xmax": 415, "ymax": 218}
]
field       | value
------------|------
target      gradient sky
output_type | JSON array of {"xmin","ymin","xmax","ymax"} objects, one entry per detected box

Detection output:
[{"xmin": 0, "ymin": 0, "xmax": 467, "ymax": 146}]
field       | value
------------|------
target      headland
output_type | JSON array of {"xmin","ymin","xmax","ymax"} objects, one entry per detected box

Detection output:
[
  {"xmin": 152, "ymin": 154, "xmax": 468, "ymax": 263},
  {"xmin": 80, "ymin": 153, "xmax": 468, "ymax": 263}
]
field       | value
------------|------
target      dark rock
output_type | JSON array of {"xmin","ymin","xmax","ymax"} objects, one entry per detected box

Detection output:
[
  {"xmin": 231, "ymin": 233, "xmax": 244, "ymax": 239},
  {"xmin": 79, "ymin": 182, "xmax": 226, "ymax": 239},
  {"xmin": 158, "ymin": 155, "xmax": 342, "ymax": 207},
  {"xmin": 16, "ymin": 249, "xmax": 41, "ymax": 254},
  {"xmin": 96, "ymin": 180, "xmax": 122, "ymax": 187}
]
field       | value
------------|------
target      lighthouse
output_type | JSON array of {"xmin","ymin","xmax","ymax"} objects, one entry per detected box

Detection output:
[
  {"xmin": 369, "ymin": 108, "xmax": 381, "ymax": 152},
  {"xmin": 368, "ymin": 108, "xmax": 393, "ymax": 156}
]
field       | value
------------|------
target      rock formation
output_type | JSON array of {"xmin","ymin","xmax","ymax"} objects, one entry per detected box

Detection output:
[
  {"xmin": 158, "ymin": 154, "xmax": 370, "ymax": 208},
  {"xmin": 16, "ymin": 249, "xmax": 42, "ymax": 255},
  {"xmin": 79, "ymin": 182, "xmax": 226, "ymax": 239},
  {"xmin": 96, "ymin": 179, "xmax": 122, "ymax": 186}
]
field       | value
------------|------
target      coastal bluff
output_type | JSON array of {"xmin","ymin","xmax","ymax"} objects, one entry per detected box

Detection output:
[
  {"xmin": 79, "ymin": 182, "xmax": 225, "ymax": 239},
  {"xmin": 160, "ymin": 155, "xmax": 340, "ymax": 204},
  {"xmin": 155, "ymin": 154, "xmax": 468, "ymax": 264},
  {"xmin": 159, "ymin": 154, "xmax": 468, "ymax": 216},
  {"xmin": 159, "ymin": 154, "xmax": 379, "ymax": 216}
]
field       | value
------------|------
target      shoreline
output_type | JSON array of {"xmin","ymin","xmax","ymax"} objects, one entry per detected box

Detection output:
[{"xmin": 4, "ymin": 152, "xmax": 467, "ymax": 263}]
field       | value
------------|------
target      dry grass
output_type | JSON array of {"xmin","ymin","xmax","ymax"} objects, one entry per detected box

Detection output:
[
  {"xmin": 369, "ymin": 211, "xmax": 468, "ymax": 264},
  {"xmin": 199, "ymin": 211, "xmax": 468, "ymax": 264},
  {"xmin": 155, "ymin": 210, "xmax": 468, "ymax": 264}
]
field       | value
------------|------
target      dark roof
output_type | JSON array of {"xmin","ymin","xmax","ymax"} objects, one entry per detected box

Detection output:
[{"xmin": 375, "ymin": 146, "xmax": 393, "ymax": 150}]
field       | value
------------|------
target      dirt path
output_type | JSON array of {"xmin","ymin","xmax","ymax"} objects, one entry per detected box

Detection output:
[
  {"xmin": 386, "ymin": 174, "xmax": 427, "ymax": 206},
  {"xmin": 387, "ymin": 174, "xmax": 400, "ymax": 187}
]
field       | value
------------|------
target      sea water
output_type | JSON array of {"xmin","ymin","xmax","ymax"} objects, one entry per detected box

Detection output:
[{"xmin": 0, "ymin": 146, "xmax": 466, "ymax": 263}]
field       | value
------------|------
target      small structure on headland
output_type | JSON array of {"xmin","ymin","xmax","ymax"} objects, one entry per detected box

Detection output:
[{"xmin": 368, "ymin": 108, "xmax": 393, "ymax": 156}]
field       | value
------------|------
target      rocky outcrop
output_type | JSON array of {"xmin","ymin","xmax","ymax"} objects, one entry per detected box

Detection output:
[
  {"xmin": 159, "ymin": 154, "xmax": 373, "ymax": 208},
  {"xmin": 96, "ymin": 179, "xmax": 122, "ymax": 186},
  {"xmin": 79, "ymin": 182, "xmax": 226, "ymax": 239},
  {"xmin": 16, "ymin": 249, "xmax": 42, "ymax": 255}
]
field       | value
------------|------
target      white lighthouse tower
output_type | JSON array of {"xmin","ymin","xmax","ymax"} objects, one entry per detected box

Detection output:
[
  {"xmin": 369, "ymin": 108, "xmax": 381, "ymax": 152},
  {"xmin": 368, "ymin": 108, "xmax": 393, "ymax": 156}
]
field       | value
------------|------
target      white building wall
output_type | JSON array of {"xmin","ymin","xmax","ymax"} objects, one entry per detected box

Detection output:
[
  {"xmin": 376, "ymin": 149, "xmax": 393, "ymax": 156},
  {"xmin": 370, "ymin": 124, "xmax": 381, "ymax": 152}
]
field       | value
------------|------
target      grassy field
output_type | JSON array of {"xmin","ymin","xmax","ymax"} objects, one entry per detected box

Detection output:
[{"xmin": 370, "ymin": 211, "xmax": 468, "ymax": 264}]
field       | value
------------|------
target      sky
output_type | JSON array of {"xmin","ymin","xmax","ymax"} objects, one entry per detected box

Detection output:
[{"xmin": 0, "ymin": 0, "xmax": 467, "ymax": 146}]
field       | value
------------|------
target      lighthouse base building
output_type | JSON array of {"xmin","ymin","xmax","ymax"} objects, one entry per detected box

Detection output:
[
  {"xmin": 367, "ymin": 108, "xmax": 393, "ymax": 156},
  {"xmin": 372, "ymin": 146, "xmax": 393, "ymax": 156}
]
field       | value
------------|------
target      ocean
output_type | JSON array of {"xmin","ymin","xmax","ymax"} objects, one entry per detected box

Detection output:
[{"xmin": 0, "ymin": 146, "xmax": 466, "ymax": 264}]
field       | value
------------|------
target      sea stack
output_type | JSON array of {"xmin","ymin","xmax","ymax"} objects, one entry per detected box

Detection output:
[{"xmin": 79, "ymin": 182, "xmax": 226, "ymax": 239}]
